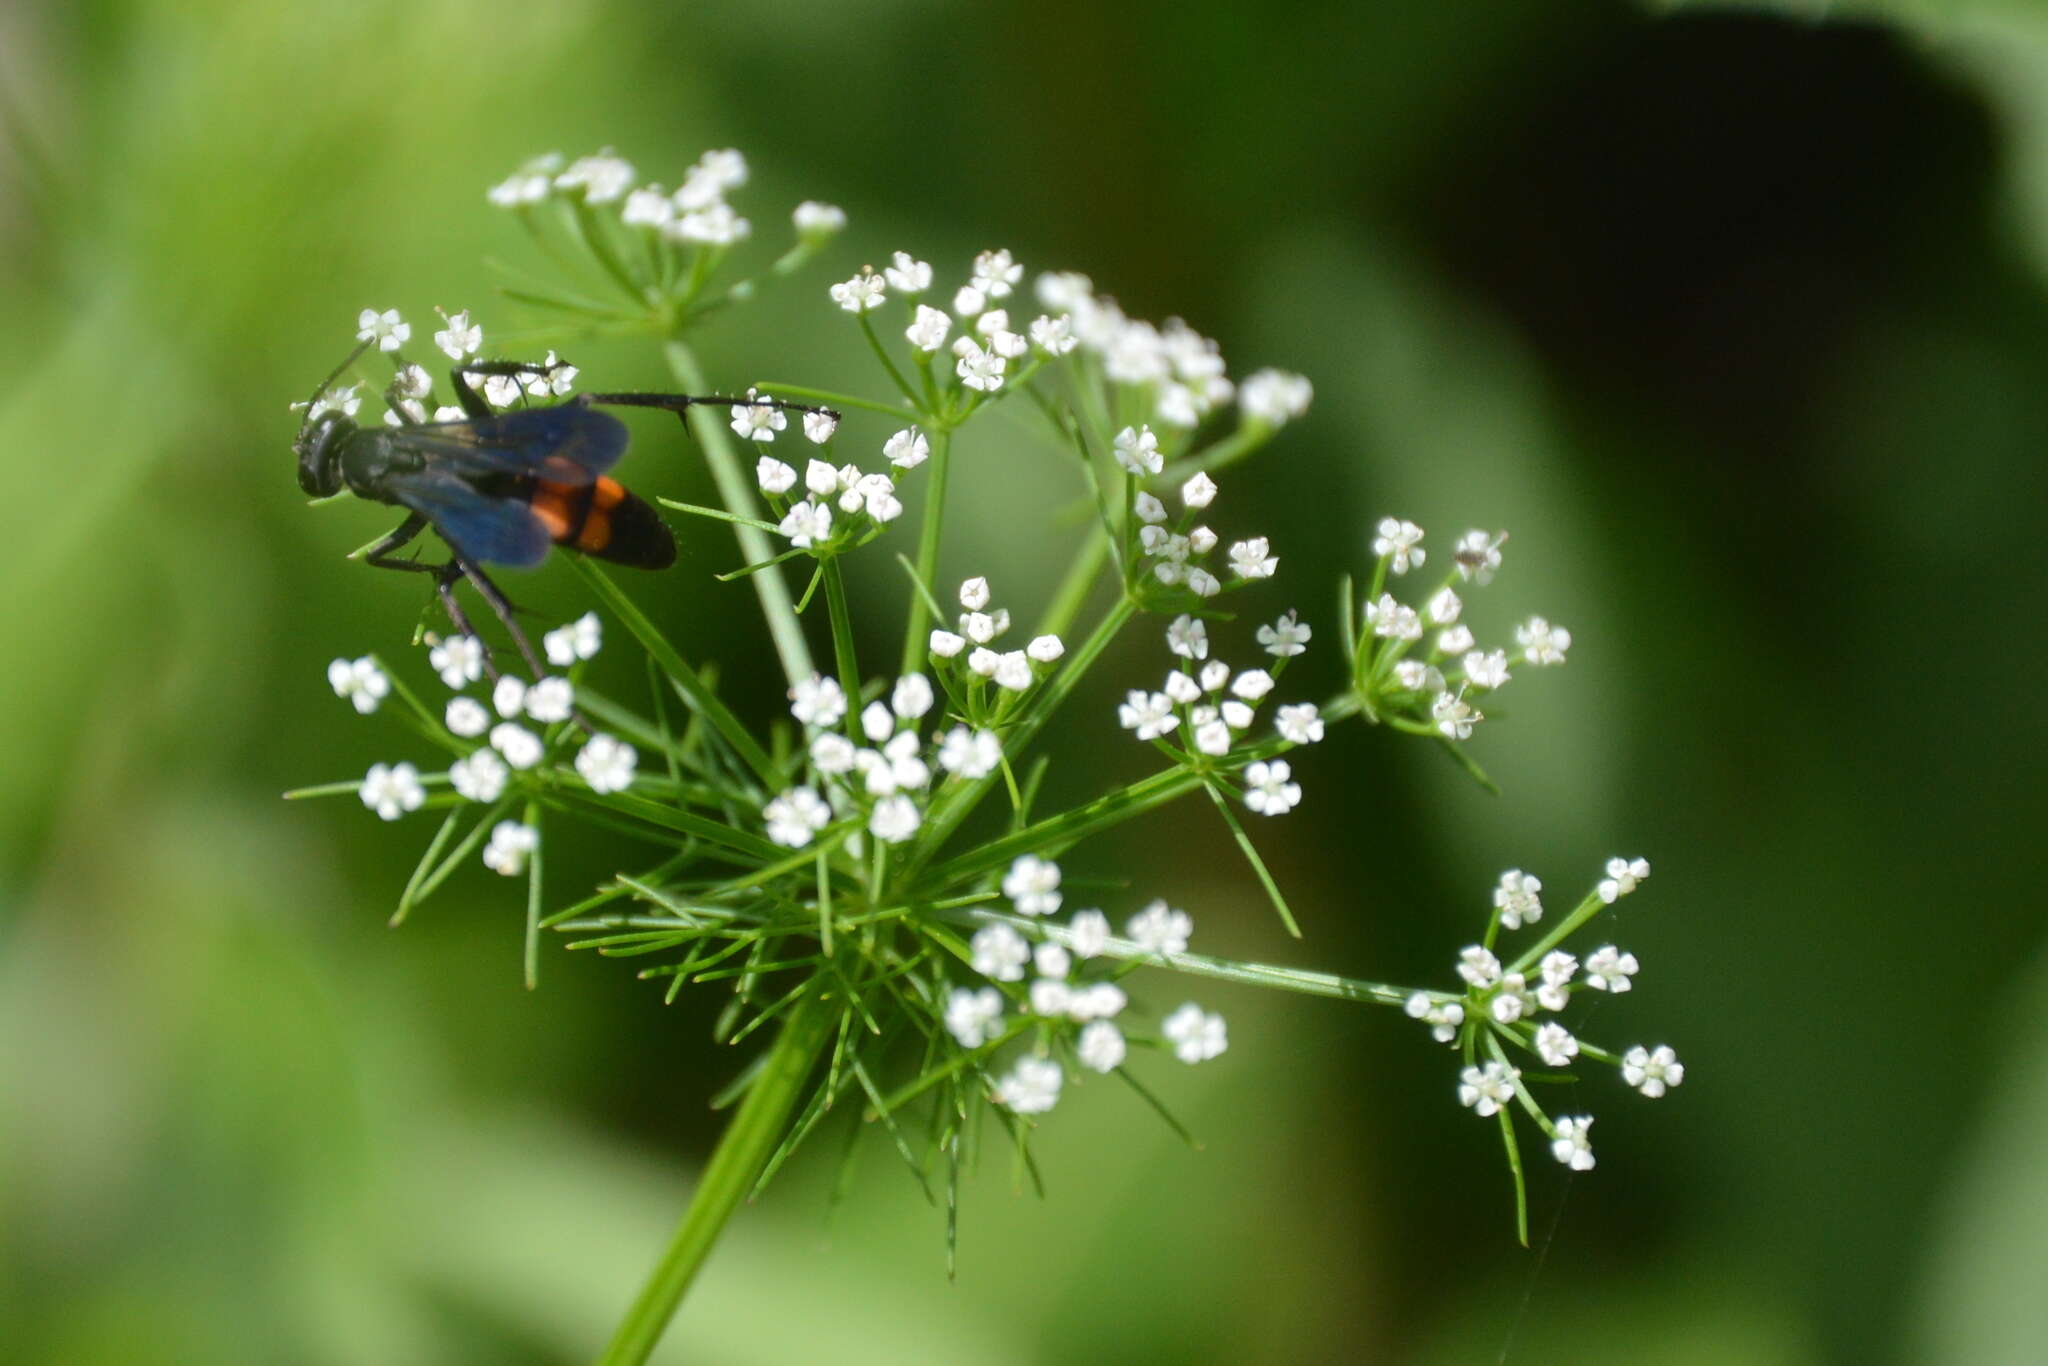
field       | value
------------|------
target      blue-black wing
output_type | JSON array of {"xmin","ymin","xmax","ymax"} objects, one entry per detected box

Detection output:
[
  {"xmin": 397, "ymin": 404, "xmax": 630, "ymax": 485},
  {"xmin": 387, "ymin": 470, "xmax": 553, "ymax": 568}
]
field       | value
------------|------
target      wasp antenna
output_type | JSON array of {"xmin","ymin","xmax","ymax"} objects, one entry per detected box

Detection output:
[{"xmin": 302, "ymin": 339, "xmax": 374, "ymax": 412}]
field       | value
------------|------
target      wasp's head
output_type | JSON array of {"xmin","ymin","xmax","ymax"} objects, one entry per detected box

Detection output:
[
  {"xmin": 294, "ymin": 409, "xmax": 352, "ymax": 496},
  {"xmin": 294, "ymin": 341, "xmax": 373, "ymax": 497}
]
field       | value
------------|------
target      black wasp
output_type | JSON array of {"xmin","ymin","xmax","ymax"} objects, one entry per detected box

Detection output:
[{"xmin": 294, "ymin": 347, "xmax": 831, "ymax": 678}]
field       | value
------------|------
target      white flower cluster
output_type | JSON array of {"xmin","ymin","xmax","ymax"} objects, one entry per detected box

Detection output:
[
  {"xmin": 1118, "ymin": 612, "xmax": 1321, "ymax": 816},
  {"xmin": 493, "ymin": 147, "xmax": 789, "ymax": 252},
  {"xmin": 1357, "ymin": 517, "xmax": 1572, "ymax": 743},
  {"xmin": 925, "ymin": 576, "xmax": 1065, "ymax": 716},
  {"xmin": 338, "ymin": 614, "xmax": 636, "ymax": 877},
  {"xmin": 1408, "ymin": 858, "xmax": 1681, "ymax": 1176},
  {"xmin": 1124, "ymin": 463, "xmax": 1278, "ymax": 602},
  {"xmin": 333, "ymin": 304, "xmax": 577, "ymax": 424},
  {"xmin": 756, "ymin": 429, "xmax": 912, "ymax": 551},
  {"xmin": 764, "ymin": 649, "xmax": 1006, "ymax": 850},
  {"xmin": 1034, "ymin": 271, "xmax": 1310, "ymax": 433},
  {"xmin": 828, "ymin": 247, "xmax": 1075, "ymax": 400},
  {"xmin": 956, "ymin": 868, "xmax": 1227, "ymax": 1117}
]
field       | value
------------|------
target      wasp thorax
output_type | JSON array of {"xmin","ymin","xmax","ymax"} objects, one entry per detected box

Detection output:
[{"xmin": 296, "ymin": 411, "xmax": 353, "ymax": 496}]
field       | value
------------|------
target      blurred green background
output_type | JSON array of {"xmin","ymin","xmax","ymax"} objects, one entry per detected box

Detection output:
[{"xmin": 5, "ymin": 1, "xmax": 2047, "ymax": 1362}]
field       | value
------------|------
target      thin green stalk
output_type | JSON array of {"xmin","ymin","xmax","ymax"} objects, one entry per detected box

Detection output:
[
  {"xmin": 595, "ymin": 993, "xmax": 834, "ymax": 1366},
  {"xmin": 664, "ymin": 338, "xmax": 813, "ymax": 686},
  {"xmin": 1034, "ymin": 527, "xmax": 1110, "ymax": 639},
  {"xmin": 898, "ymin": 428, "xmax": 953, "ymax": 676},
  {"xmin": 821, "ymin": 559, "xmax": 863, "ymax": 737}
]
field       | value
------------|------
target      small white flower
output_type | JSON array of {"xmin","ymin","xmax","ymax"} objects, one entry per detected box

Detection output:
[
  {"xmin": 1457, "ymin": 945, "xmax": 1503, "ymax": 988},
  {"xmin": 802, "ymin": 410, "xmax": 839, "ymax": 445},
  {"xmin": 433, "ymin": 309, "xmax": 482, "ymax": 360},
  {"xmin": 481, "ymin": 820, "xmax": 539, "ymax": 877},
  {"xmin": 1453, "ymin": 529, "xmax": 1506, "ymax": 585},
  {"xmin": 622, "ymin": 186, "xmax": 674, "ymax": 228},
  {"xmin": 971, "ymin": 247, "xmax": 1024, "ymax": 298},
  {"xmin": 552, "ymin": 613, "xmax": 601, "ymax": 664},
  {"xmin": 575, "ymin": 732, "xmax": 637, "ymax": 792},
  {"xmin": 1030, "ymin": 314, "xmax": 1077, "ymax": 355},
  {"xmin": 1583, "ymin": 945, "xmax": 1640, "ymax": 993},
  {"xmin": 791, "ymin": 200, "xmax": 846, "ymax": 238},
  {"xmin": 1437, "ymin": 625, "xmax": 1476, "ymax": 656},
  {"xmin": 525, "ymin": 676, "xmax": 574, "ymax": 725},
  {"xmin": 879, "ymin": 674, "xmax": 929, "ymax": 721},
  {"xmin": 1163, "ymin": 670, "xmax": 1201, "ymax": 705},
  {"xmin": 884, "ymin": 251, "xmax": 932, "ymax": 294},
  {"xmin": 1198, "ymin": 660, "xmax": 1230, "ymax": 692},
  {"xmin": 1077, "ymin": 1021, "xmax": 1126, "ymax": 1073},
  {"xmin": 1003, "ymin": 854, "xmax": 1063, "ymax": 916},
  {"xmin": 1367, "ymin": 594, "xmax": 1423, "ymax": 641},
  {"xmin": 297, "ymin": 383, "xmax": 362, "ymax": 422},
  {"xmin": 1229, "ymin": 537, "xmax": 1278, "ymax": 580},
  {"xmin": 1404, "ymin": 993, "xmax": 1466, "ymax": 1044},
  {"xmin": 356, "ymin": 308, "xmax": 409, "ymax": 352},
  {"xmin": 1230, "ymin": 669, "xmax": 1274, "ymax": 702},
  {"xmin": 1424, "ymin": 588, "xmax": 1463, "ymax": 628},
  {"xmin": 1534, "ymin": 1022, "xmax": 1580, "ymax": 1068},
  {"xmin": 359, "ymin": 762, "xmax": 424, "ymax": 821},
  {"xmin": 449, "ymin": 748, "xmax": 508, "ymax": 803},
  {"xmin": 730, "ymin": 402, "xmax": 788, "ymax": 442},
  {"xmin": 554, "ymin": 150, "xmax": 634, "ymax": 201},
  {"xmin": 1128, "ymin": 899, "xmax": 1192, "ymax": 955},
  {"xmin": 1180, "ymin": 472, "xmax": 1218, "ymax": 509},
  {"xmin": 763, "ymin": 786, "xmax": 832, "ymax": 848},
  {"xmin": 1622, "ymin": 1045, "xmax": 1685, "ymax": 1098},
  {"xmin": 1182, "ymin": 566, "xmax": 1220, "ymax": 597},
  {"xmin": 490, "ymin": 723, "xmax": 544, "ymax": 770},
  {"xmin": 1430, "ymin": 689, "xmax": 1481, "ymax": 741},
  {"xmin": 486, "ymin": 162, "xmax": 554, "ymax": 207},
  {"xmin": 995, "ymin": 1057, "xmax": 1063, "ymax": 1114},
  {"xmin": 1033, "ymin": 942, "xmax": 1072, "ymax": 981},
  {"xmin": 952, "ymin": 283, "xmax": 987, "ymax": 317},
  {"xmin": 756, "ymin": 457, "xmax": 797, "ymax": 495},
  {"xmin": 1598, "ymin": 856, "xmax": 1651, "ymax": 904},
  {"xmin": 1134, "ymin": 492, "xmax": 1169, "ymax": 525},
  {"xmin": 1194, "ymin": 720, "xmax": 1231, "ymax": 756},
  {"xmin": 1243, "ymin": 760, "xmax": 1300, "ymax": 815},
  {"xmin": 971, "ymin": 923, "xmax": 1031, "ymax": 982},
  {"xmin": 1233, "ymin": 366, "xmax": 1309, "ymax": 422},
  {"xmin": 481, "ymin": 373, "xmax": 522, "ymax": 408},
  {"xmin": 1117, "ymin": 690, "xmax": 1180, "ymax": 741},
  {"xmin": 1457, "ymin": 1061, "xmax": 1518, "ymax": 1117},
  {"xmin": 935, "ymin": 726, "xmax": 1001, "ymax": 780},
  {"xmin": 391, "ymin": 363, "xmax": 432, "ymax": 402},
  {"xmin": 1516, "ymin": 616, "xmax": 1573, "ymax": 667},
  {"xmin": 1166, "ymin": 614, "xmax": 1209, "ymax": 660},
  {"xmin": 1550, "ymin": 1115, "xmax": 1595, "ymax": 1170},
  {"xmin": 521, "ymin": 351, "xmax": 577, "ymax": 398},
  {"xmin": 777, "ymin": 501, "xmax": 833, "ymax": 548},
  {"xmin": 327, "ymin": 656, "xmax": 389, "ymax": 714},
  {"xmin": 951, "ymin": 577, "xmax": 988, "ymax": 612},
  {"xmin": 429, "ymin": 635, "xmax": 485, "ymax": 688},
  {"xmin": 1464, "ymin": 650, "xmax": 1512, "ymax": 691},
  {"xmin": 905, "ymin": 304, "xmax": 951, "ymax": 353},
  {"xmin": 1489, "ymin": 974, "xmax": 1532, "ymax": 1024},
  {"xmin": 884, "ymin": 427, "xmax": 929, "ymax": 470},
  {"xmin": 1068, "ymin": 909, "xmax": 1110, "ymax": 959},
  {"xmin": 966, "ymin": 647, "xmax": 999, "ymax": 679},
  {"xmin": 1493, "ymin": 869, "xmax": 1544, "ymax": 931},
  {"xmin": 1257, "ymin": 610, "xmax": 1312, "ymax": 658},
  {"xmin": 1162, "ymin": 1003, "xmax": 1228, "ymax": 1063},
  {"xmin": 1220, "ymin": 700, "xmax": 1254, "ymax": 730},
  {"xmin": 992, "ymin": 651, "xmax": 1033, "ymax": 691},
  {"xmin": 1371, "ymin": 518, "xmax": 1426, "ymax": 574},
  {"xmin": 1536, "ymin": 950, "xmax": 1578, "ymax": 1012},
  {"xmin": 928, "ymin": 629, "xmax": 966, "ymax": 659},
  {"xmin": 808, "ymin": 734, "xmax": 857, "ymax": 776},
  {"xmin": 446, "ymin": 696, "xmax": 490, "ymax": 738},
  {"xmin": 790, "ymin": 674, "xmax": 848, "ymax": 728},
  {"xmin": 868, "ymin": 794, "xmax": 922, "ymax": 843},
  {"xmin": 1112, "ymin": 425, "xmax": 1163, "ymax": 476},
  {"xmin": 956, "ymin": 343, "xmax": 1008, "ymax": 393},
  {"xmin": 1028, "ymin": 978, "xmax": 1071, "ymax": 1018},
  {"xmin": 829, "ymin": 270, "xmax": 886, "ymax": 313},
  {"xmin": 945, "ymin": 986, "xmax": 1005, "ymax": 1048},
  {"xmin": 1275, "ymin": 702, "xmax": 1324, "ymax": 745},
  {"xmin": 862, "ymin": 700, "xmax": 895, "ymax": 743}
]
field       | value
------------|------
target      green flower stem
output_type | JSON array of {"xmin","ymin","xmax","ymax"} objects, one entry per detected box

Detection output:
[
  {"xmin": 821, "ymin": 559, "xmax": 863, "ymax": 737},
  {"xmin": 663, "ymin": 338, "xmax": 814, "ymax": 688},
  {"xmin": 595, "ymin": 991, "xmax": 834, "ymax": 1366},
  {"xmin": 897, "ymin": 428, "xmax": 954, "ymax": 676},
  {"xmin": 948, "ymin": 907, "xmax": 1412, "ymax": 1006},
  {"xmin": 1034, "ymin": 527, "xmax": 1110, "ymax": 640},
  {"xmin": 920, "ymin": 763, "xmax": 1203, "ymax": 892},
  {"xmin": 1506, "ymin": 891, "xmax": 1607, "ymax": 977}
]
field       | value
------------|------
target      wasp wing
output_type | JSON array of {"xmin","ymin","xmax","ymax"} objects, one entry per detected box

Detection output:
[
  {"xmin": 387, "ymin": 469, "xmax": 553, "ymax": 568},
  {"xmin": 398, "ymin": 404, "xmax": 631, "ymax": 486}
]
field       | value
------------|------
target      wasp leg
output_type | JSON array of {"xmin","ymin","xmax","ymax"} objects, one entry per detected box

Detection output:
[
  {"xmin": 581, "ymin": 391, "xmax": 841, "ymax": 423},
  {"xmin": 447, "ymin": 358, "xmax": 579, "ymax": 418},
  {"xmin": 448, "ymin": 552, "xmax": 550, "ymax": 682}
]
